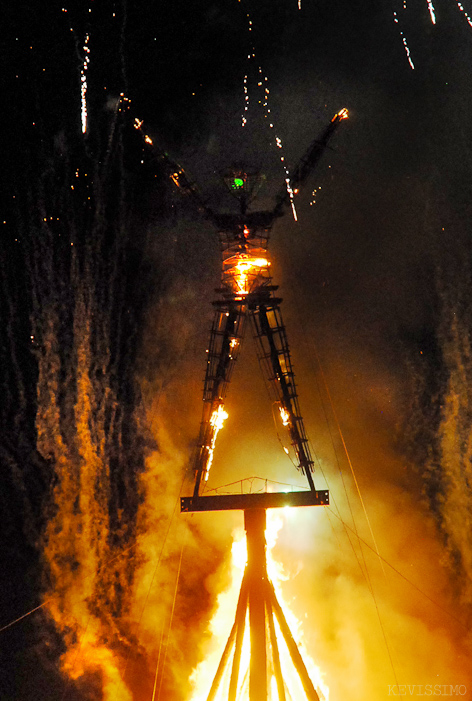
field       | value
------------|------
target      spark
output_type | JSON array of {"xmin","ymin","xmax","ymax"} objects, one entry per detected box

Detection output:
[
  {"xmin": 274, "ymin": 131, "xmax": 298, "ymax": 221},
  {"xmin": 133, "ymin": 116, "xmax": 153, "ymax": 146},
  {"xmin": 457, "ymin": 1, "xmax": 472, "ymax": 28},
  {"xmin": 285, "ymin": 178, "xmax": 298, "ymax": 221},
  {"xmin": 117, "ymin": 92, "xmax": 131, "ymax": 114},
  {"xmin": 334, "ymin": 107, "xmax": 349, "ymax": 121},
  {"xmin": 229, "ymin": 338, "xmax": 239, "ymax": 358},
  {"xmin": 427, "ymin": 0, "xmax": 437, "ymax": 23},
  {"xmin": 242, "ymin": 74, "xmax": 249, "ymax": 125},
  {"xmin": 81, "ymin": 33, "xmax": 90, "ymax": 133},
  {"xmin": 310, "ymin": 185, "xmax": 321, "ymax": 206}
]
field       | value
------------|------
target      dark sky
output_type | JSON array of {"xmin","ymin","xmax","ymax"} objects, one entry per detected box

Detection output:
[{"xmin": 3, "ymin": 1, "xmax": 472, "ymax": 699}]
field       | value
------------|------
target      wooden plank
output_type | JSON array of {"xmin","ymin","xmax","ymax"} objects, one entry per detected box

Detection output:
[{"xmin": 181, "ymin": 490, "xmax": 329, "ymax": 513}]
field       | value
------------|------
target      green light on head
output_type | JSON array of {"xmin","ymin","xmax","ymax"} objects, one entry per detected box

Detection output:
[{"xmin": 233, "ymin": 177, "xmax": 244, "ymax": 189}]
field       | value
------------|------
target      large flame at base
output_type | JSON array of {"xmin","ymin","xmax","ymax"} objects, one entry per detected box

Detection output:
[{"xmin": 188, "ymin": 509, "xmax": 329, "ymax": 701}]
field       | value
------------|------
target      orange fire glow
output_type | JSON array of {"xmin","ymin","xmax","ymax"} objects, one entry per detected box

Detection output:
[{"xmin": 224, "ymin": 255, "xmax": 270, "ymax": 296}]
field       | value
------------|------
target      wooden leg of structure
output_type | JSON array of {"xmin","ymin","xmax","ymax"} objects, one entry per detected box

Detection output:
[
  {"xmin": 228, "ymin": 578, "xmax": 249, "ymax": 701},
  {"xmin": 245, "ymin": 509, "xmax": 268, "ymax": 701},
  {"xmin": 207, "ymin": 577, "xmax": 248, "ymax": 701},
  {"xmin": 206, "ymin": 622, "xmax": 237, "ymax": 701},
  {"xmin": 266, "ymin": 592, "xmax": 287, "ymax": 701},
  {"xmin": 268, "ymin": 582, "xmax": 320, "ymax": 701}
]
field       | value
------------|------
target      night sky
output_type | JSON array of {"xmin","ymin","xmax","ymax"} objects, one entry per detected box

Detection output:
[{"xmin": 2, "ymin": 1, "xmax": 472, "ymax": 699}]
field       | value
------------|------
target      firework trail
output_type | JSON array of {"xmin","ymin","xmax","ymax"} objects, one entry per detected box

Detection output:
[
  {"xmin": 393, "ymin": 0, "xmax": 472, "ymax": 69},
  {"xmin": 456, "ymin": 1, "xmax": 472, "ymax": 28},
  {"xmin": 25, "ymin": 110, "xmax": 148, "ymax": 697},
  {"xmin": 421, "ymin": 255, "xmax": 472, "ymax": 605},
  {"xmin": 80, "ymin": 33, "xmax": 90, "ymax": 133},
  {"xmin": 393, "ymin": 10, "xmax": 415, "ymax": 70},
  {"xmin": 427, "ymin": 0, "xmax": 437, "ymax": 24}
]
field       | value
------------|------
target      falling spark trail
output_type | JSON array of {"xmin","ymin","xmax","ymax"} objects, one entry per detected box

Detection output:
[
  {"xmin": 81, "ymin": 33, "xmax": 90, "ymax": 133},
  {"xmin": 457, "ymin": 1, "xmax": 472, "ymax": 28},
  {"xmin": 240, "ymin": 12, "xmax": 256, "ymax": 127},
  {"xmin": 393, "ymin": 11, "xmax": 415, "ymax": 69},
  {"xmin": 275, "ymin": 136, "xmax": 298, "ymax": 221},
  {"xmin": 427, "ymin": 0, "xmax": 437, "ymax": 23},
  {"xmin": 239, "ymin": 6, "xmax": 299, "ymax": 220}
]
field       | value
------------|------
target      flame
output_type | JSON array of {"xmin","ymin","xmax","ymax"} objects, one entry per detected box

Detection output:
[
  {"xmin": 229, "ymin": 338, "xmax": 239, "ymax": 358},
  {"xmin": 210, "ymin": 404, "xmax": 229, "ymax": 432},
  {"xmin": 334, "ymin": 107, "xmax": 349, "ymax": 121},
  {"xmin": 188, "ymin": 510, "xmax": 329, "ymax": 700},
  {"xmin": 226, "ymin": 255, "xmax": 270, "ymax": 296},
  {"xmin": 203, "ymin": 405, "xmax": 229, "ymax": 481},
  {"xmin": 279, "ymin": 406, "xmax": 290, "ymax": 427},
  {"xmin": 267, "ymin": 513, "xmax": 329, "ymax": 701}
]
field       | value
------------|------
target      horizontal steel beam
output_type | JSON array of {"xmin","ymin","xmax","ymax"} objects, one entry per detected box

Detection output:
[{"xmin": 181, "ymin": 490, "xmax": 329, "ymax": 513}]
